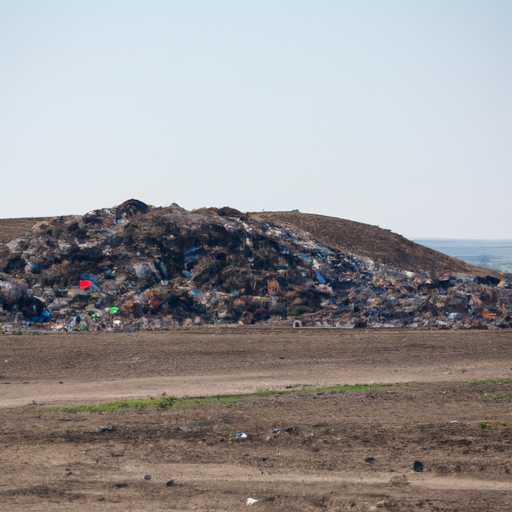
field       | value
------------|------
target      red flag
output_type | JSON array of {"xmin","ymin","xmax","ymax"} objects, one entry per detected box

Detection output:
[{"xmin": 80, "ymin": 279, "xmax": 93, "ymax": 290}]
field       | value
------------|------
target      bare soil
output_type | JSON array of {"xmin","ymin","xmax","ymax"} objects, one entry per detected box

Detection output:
[{"xmin": 1, "ymin": 328, "xmax": 512, "ymax": 511}]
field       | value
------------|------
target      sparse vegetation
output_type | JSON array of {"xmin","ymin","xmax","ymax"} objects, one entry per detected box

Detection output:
[
  {"xmin": 40, "ymin": 384, "xmax": 383, "ymax": 414},
  {"xmin": 469, "ymin": 378, "xmax": 512, "ymax": 385},
  {"xmin": 484, "ymin": 392, "xmax": 510, "ymax": 401}
]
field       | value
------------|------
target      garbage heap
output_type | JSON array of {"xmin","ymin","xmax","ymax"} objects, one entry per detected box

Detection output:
[{"xmin": 0, "ymin": 199, "xmax": 510, "ymax": 331}]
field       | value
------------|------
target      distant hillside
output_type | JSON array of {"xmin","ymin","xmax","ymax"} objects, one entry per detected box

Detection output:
[
  {"xmin": 252, "ymin": 211, "xmax": 502, "ymax": 279},
  {"xmin": 416, "ymin": 239, "xmax": 512, "ymax": 275}
]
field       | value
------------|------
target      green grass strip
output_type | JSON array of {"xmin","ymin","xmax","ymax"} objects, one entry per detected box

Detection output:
[
  {"xmin": 469, "ymin": 378, "xmax": 512, "ymax": 385},
  {"xmin": 40, "ymin": 384, "xmax": 382, "ymax": 414},
  {"xmin": 484, "ymin": 392, "xmax": 511, "ymax": 400}
]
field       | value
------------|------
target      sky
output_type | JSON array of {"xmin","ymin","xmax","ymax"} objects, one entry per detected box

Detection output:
[{"xmin": 1, "ymin": 1, "xmax": 511, "ymax": 239}]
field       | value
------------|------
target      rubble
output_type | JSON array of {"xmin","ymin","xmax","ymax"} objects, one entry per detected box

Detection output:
[{"xmin": 0, "ymin": 199, "xmax": 510, "ymax": 332}]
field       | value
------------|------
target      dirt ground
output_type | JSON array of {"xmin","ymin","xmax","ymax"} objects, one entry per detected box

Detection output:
[{"xmin": 1, "ymin": 328, "xmax": 512, "ymax": 511}]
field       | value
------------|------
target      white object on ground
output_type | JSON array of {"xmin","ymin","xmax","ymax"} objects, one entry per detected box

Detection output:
[{"xmin": 246, "ymin": 498, "xmax": 257, "ymax": 505}]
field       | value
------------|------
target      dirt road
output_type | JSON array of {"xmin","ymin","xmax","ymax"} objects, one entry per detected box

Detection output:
[
  {"xmin": 1, "ymin": 328, "xmax": 511, "ymax": 408},
  {"xmin": 1, "ymin": 328, "xmax": 512, "ymax": 511}
]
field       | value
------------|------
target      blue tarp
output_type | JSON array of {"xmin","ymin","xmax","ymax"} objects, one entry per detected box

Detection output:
[
  {"xmin": 315, "ymin": 271, "xmax": 326, "ymax": 285},
  {"xmin": 31, "ymin": 311, "xmax": 52, "ymax": 323}
]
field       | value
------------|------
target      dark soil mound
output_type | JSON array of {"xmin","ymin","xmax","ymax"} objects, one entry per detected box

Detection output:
[
  {"xmin": 0, "ymin": 218, "xmax": 49, "ymax": 245},
  {"xmin": 253, "ymin": 211, "xmax": 499, "ymax": 279}
]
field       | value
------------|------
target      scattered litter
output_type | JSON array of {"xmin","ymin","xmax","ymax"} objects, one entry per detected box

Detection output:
[
  {"xmin": 79, "ymin": 279, "xmax": 93, "ymax": 290},
  {"xmin": 100, "ymin": 426, "xmax": 116, "ymax": 433},
  {"xmin": 246, "ymin": 498, "xmax": 258, "ymax": 505},
  {"xmin": 413, "ymin": 461, "xmax": 424, "ymax": 472},
  {"xmin": 315, "ymin": 271, "xmax": 326, "ymax": 285},
  {"xmin": 235, "ymin": 432, "xmax": 248, "ymax": 439},
  {"xmin": 447, "ymin": 420, "xmax": 458, "ymax": 424},
  {"xmin": 365, "ymin": 457, "xmax": 375, "ymax": 463},
  {"xmin": 166, "ymin": 479, "xmax": 174, "ymax": 486},
  {"xmin": 144, "ymin": 475, "xmax": 152, "ymax": 480},
  {"xmin": 271, "ymin": 429, "xmax": 281, "ymax": 434},
  {"xmin": 110, "ymin": 307, "xmax": 119, "ymax": 314}
]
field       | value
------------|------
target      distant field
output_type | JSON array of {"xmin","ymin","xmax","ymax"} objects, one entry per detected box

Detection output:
[{"xmin": 416, "ymin": 239, "xmax": 512, "ymax": 274}]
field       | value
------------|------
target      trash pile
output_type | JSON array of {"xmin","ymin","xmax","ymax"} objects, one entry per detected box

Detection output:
[{"xmin": 0, "ymin": 199, "xmax": 510, "ymax": 332}]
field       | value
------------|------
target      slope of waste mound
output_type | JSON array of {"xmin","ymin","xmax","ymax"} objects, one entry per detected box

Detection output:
[
  {"xmin": 0, "ymin": 218, "xmax": 49, "ymax": 245},
  {"xmin": 0, "ymin": 200, "xmax": 510, "ymax": 332},
  {"xmin": 253, "ymin": 211, "xmax": 500, "ymax": 279}
]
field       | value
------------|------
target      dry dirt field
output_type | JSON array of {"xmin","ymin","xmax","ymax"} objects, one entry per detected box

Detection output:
[{"xmin": 1, "ymin": 328, "xmax": 512, "ymax": 511}]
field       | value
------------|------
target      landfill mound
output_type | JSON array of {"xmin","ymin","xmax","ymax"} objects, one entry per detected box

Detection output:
[
  {"xmin": 0, "ymin": 199, "xmax": 510, "ymax": 332},
  {"xmin": 253, "ymin": 211, "xmax": 499, "ymax": 279}
]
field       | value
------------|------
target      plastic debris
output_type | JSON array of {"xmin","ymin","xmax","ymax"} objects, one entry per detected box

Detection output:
[
  {"xmin": 365, "ymin": 457, "xmax": 375, "ymax": 463},
  {"xmin": 413, "ymin": 461, "xmax": 424, "ymax": 472},
  {"xmin": 246, "ymin": 498, "xmax": 258, "ymax": 505},
  {"xmin": 315, "ymin": 271, "xmax": 326, "ymax": 285},
  {"xmin": 447, "ymin": 420, "xmax": 458, "ymax": 424},
  {"xmin": 144, "ymin": 475, "xmax": 152, "ymax": 480},
  {"xmin": 110, "ymin": 307, "xmax": 119, "ymax": 314},
  {"xmin": 235, "ymin": 432, "xmax": 248, "ymax": 439},
  {"xmin": 79, "ymin": 279, "xmax": 93, "ymax": 290},
  {"xmin": 100, "ymin": 426, "xmax": 116, "ymax": 432},
  {"xmin": 87, "ymin": 311, "xmax": 100, "ymax": 322}
]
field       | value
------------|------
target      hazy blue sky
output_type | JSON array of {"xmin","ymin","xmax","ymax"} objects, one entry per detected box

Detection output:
[{"xmin": 1, "ymin": 1, "xmax": 511, "ymax": 238}]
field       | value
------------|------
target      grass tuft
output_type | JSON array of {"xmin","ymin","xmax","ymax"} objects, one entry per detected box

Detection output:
[
  {"xmin": 469, "ymin": 378, "xmax": 512, "ymax": 385},
  {"xmin": 40, "ymin": 396, "xmax": 176, "ymax": 414},
  {"xmin": 39, "ymin": 384, "xmax": 383, "ymax": 414},
  {"xmin": 484, "ymin": 392, "xmax": 510, "ymax": 401}
]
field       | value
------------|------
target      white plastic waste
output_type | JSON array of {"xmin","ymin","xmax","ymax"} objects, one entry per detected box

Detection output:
[{"xmin": 246, "ymin": 498, "xmax": 257, "ymax": 505}]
